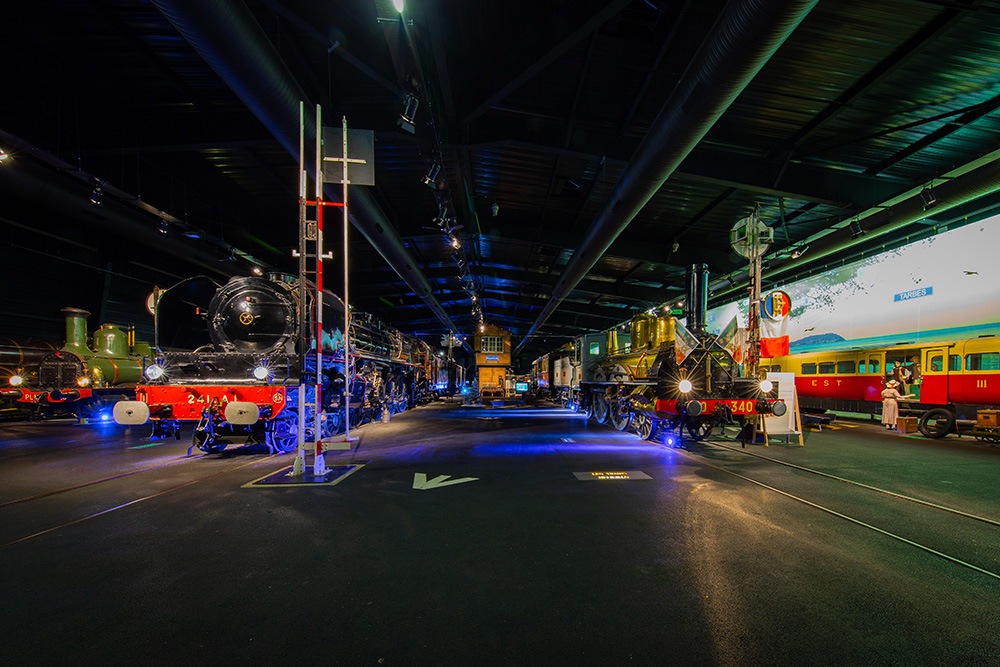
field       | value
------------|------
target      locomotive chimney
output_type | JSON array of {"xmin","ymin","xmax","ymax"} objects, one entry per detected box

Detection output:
[
  {"xmin": 685, "ymin": 264, "xmax": 709, "ymax": 333},
  {"xmin": 61, "ymin": 308, "xmax": 91, "ymax": 354}
]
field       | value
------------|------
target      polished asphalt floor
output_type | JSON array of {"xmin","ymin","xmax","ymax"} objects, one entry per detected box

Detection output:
[{"xmin": 1, "ymin": 400, "xmax": 999, "ymax": 666}]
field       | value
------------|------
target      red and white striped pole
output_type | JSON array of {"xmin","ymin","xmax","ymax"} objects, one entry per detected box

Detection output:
[{"xmin": 313, "ymin": 104, "xmax": 327, "ymax": 476}]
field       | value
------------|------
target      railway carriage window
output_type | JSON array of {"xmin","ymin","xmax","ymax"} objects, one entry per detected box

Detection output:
[
  {"xmin": 589, "ymin": 342, "xmax": 600, "ymax": 356},
  {"xmin": 929, "ymin": 355, "xmax": 943, "ymax": 372},
  {"xmin": 837, "ymin": 361, "xmax": 854, "ymax": 374},
  {"xmin": 869, "ymin": 358, "xmax": 880, "ymax": 374},
  {"xmin": 949, "ymin": 355, "xmax": 961, "ymax": 372},
  {"xmin": 966, "ymin": 352, "xmax": 1000, "ymax": 371},
  {"xmin": 801, "ymin": 363, "xmax": 816, "ymax": 375},
  {"xmin": 770, "ymin": 364, "xmax": 781, "ymax": 373},
  {"xmin": 818, "ymin": 361, "xmax": 835, "ymax": 374}
]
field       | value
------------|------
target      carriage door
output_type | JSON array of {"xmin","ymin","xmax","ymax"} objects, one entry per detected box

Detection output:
[{"xmin": 921, "ymin": 348, "xmax": 948, "ymax": 405}]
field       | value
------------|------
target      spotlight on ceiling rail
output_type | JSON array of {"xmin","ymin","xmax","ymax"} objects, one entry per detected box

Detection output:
[
  {"xmin": 158, "ymin": 218, "xmax": 169, "ymax": 235},
  {"xmin": 919, "ymin": 185, "xmax": 937, "ymax": 209},
  {"xmin": 0, "ymin": 147, "xmax": 9, "ymax": 162},
  {"xmin": 849, "ymin": 219, "xmax": 865, "ymax": 240},
  {"xmin": 422, "ymin": 161, "xmax": 441, "ymax": 188},
  {"xmin": 90, "ymin": 185, "xmax": 103, "ymax": 206},
  {"xmin": 392, "ymin": 0, "xmax": 405, "ymax": 12},
  {"xmin": 491, "ymin": 201, "xmax": 499, "ymax": 217},
  {"xmin": 791, "ymin": 244, "xmax": 809, "ymax": 259},
  {"xmin": 398, "ymin": 93, "xmax": 419, "ymax": 134}
]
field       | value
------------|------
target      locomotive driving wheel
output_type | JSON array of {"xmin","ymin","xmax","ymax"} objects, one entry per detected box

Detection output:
[
  {"xmin": 633, "ymin": 413, "xmax": 657, "ymax": 441},
  {"xmin": 610, "ymin": 396, "xmax": 631, "ymax": 431},
  {"xmin": 320, "ymin": 410, "xmax": 343, "ymax": 439},
  {"xmin": 266, "ymin": 408, "xmax": 299, "ymax": 454},
  {"xmin": 592, "ymin": 393, "xmax": 610, "ymax": 424}
]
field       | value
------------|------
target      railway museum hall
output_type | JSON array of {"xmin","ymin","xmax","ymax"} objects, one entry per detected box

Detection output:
[{"xmin": 3, "ymin": 1, "xmax": 1000, "ymax": 665}]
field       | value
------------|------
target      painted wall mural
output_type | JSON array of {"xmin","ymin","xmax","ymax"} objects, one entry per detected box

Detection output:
[{"xmin": 705, "ymin": 216, "xmax": 1000, "ymax": 353}]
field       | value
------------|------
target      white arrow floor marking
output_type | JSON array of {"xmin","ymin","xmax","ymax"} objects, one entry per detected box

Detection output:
[{"xmin": 412, "ymin": 473, "xmax": 479, "ymax": 490}]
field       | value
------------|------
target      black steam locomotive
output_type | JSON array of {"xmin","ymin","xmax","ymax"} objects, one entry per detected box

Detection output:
[
  {"xmin": 113, "ymin": 273, "xmax": 448, "ymax": 453},
  {"xmin": 540, "ymin": 264, "xmax": 786, "ymax": 444}
]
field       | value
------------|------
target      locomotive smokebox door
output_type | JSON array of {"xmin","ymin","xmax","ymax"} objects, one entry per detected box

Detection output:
[
  {"xmin": 224, "ymin": 401, "xmax": 260, "ymax": 425},
  {"xmin": 114, "ymin": 401, "xmax": 150, "ymax": 425}
]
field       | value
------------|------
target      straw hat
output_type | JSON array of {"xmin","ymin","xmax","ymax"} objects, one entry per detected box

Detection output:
[{"xmin": 887, "ymin": 380, "xmax": 898, "ymax": 387}]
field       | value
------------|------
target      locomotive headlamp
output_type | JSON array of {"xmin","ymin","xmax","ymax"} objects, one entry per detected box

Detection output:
[
  {"xmin": 252, "ymin": 365, "xmax": 271, "ymax": 381},
  {"xmin": 759, "ymin": 379, "xmax": 773, "ymax": 393},
  {"xmin": 144, "ymin": 364, "xmax": 165, "ymax": 380},
  {"xmin": 678, "ymin": 379, "xmax": 693, "ymax": 393},
  {"xmin": 77, "ymin": 376, "xmax": 91, "ymax": 387},
  {"xmin": 9, "ymin": 374, "xmax": 23, "ymax": 387}
]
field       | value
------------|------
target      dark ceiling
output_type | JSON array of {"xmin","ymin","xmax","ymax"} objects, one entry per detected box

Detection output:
[{"xmin": 4, "ymin": 0, "xmax": 1000, "ymax": 361}]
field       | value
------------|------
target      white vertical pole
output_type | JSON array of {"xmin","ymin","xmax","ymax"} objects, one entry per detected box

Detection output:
[
  {"xmin": 314, "ymin": 104, "xmax": 328, "ymax": 476},
  {"xmin": 343, "ymin": 115, "xmax": 352, "ymax": 444},
  {"xmin": 294, "ymin": 101, "xmax": 307, "ymax": 475}
]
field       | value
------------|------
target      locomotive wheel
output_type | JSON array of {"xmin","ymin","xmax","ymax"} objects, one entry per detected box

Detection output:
[
  {"xmin": 685, "ymin": 418, "xmax": 714, "ymax": 441},
  {"xmin": 610, "ymin": 399, "xmax": 631, "ymax": 431},
  {"xmin": 267, "ymin": 408, "xmax": 299, "ymax": 453},
  {"xmin": 634, "ymin": 413, "xmax": 653, "ymax": 440},
  {"xmin": 593, "ymin": 394, "xmax": 610, "ymax": 424},
  {"xmin": 320, "ymin": 411, "xmax": 342, "ymax": 439},
  {"xmin": 918, "ymin": 409, "xmax": 955, "ymax": 439}
]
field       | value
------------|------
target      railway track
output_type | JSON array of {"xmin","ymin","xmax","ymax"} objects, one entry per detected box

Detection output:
[
  {"xmin": 0, "ymin": 448, "xmax": 279, "ymax": 549},
  {"xmin": 675, "ymin": 437, "xmax": 1000, "ymax": 581}
]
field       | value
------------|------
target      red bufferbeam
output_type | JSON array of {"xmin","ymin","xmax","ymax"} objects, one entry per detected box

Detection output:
[{"xmin": 138, "ymin": 385, "xmax": 288, "ymax": 420}]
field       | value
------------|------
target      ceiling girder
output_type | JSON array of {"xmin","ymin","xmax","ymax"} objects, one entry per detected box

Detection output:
[
  {"xmin": 781, "ymin": 1, "xmax": 981, "ymax": 154},
  {"xmin": 463, "ymin": 137, "xmax": 903, "ymax": 209},
  {"xmin": 461, "ymin": 0, "xmax": 633, "ymax": 126}
]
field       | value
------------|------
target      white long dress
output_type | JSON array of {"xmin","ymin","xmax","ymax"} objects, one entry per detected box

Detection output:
[{"xmin": 881, "ymin": 388, "xmax": 903, "ymax": 426}]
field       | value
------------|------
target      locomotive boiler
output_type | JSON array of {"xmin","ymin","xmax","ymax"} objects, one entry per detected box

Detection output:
[
  {"xmin": 1, "ymin": 308, "xmax": 150, "ymax": 421},
  {"xmin": 114, "ymin": 273, "xmax": 440, "ymax": 453},
  {"xmin": 571, "ymin": 264, "xmax": 786, "ymax": 443}
]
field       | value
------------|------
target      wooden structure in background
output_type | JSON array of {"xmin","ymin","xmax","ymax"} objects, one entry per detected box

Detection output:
[{"xmin": 475, "ymin": 324, "xmax": 511, "ymax": 399}]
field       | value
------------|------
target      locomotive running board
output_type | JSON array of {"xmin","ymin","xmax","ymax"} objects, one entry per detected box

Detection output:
[{"xmin": 243, "ymin": 462, "xmax": 365, "ymax": 487}]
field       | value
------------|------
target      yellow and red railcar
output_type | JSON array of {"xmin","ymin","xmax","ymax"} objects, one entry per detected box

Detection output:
[{"xmin": 764, "ymin": 335, "xmax": 1000, "ymax": 437}]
